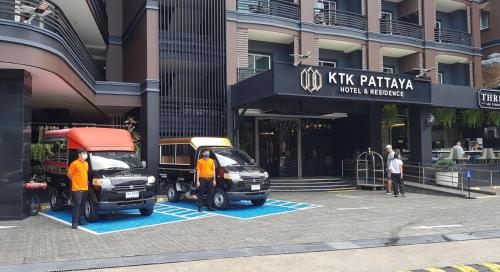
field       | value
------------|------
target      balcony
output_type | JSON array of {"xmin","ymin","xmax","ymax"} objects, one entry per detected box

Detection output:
[
  {"xmin": 434, "ymin": 28, "xmax": 472, "ymax": 47},
  {"xmin": 237, "ymin": 0, "xmax": 299, "ymax": 20},
  {"xmin": 237, "ymin": 67, "xmax": 268, "ymax": 82},
  {"xmin": 380, "ymin": 19, "xmax": 423, "ymax": 40},
  {"xmin": 0, "ymin": 0, "xmax": 104, "ymax": 81},
  {"xmin": 314, "ymin": 9, "xmax": 367, "ymax": 31}
]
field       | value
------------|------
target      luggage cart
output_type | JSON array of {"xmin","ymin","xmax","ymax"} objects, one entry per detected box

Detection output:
[{"xmin": 356, "ymin": 148, "xmax": 386, "ymax": 190}]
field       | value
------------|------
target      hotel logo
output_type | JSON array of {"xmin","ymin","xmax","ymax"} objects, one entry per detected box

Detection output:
[{"xmin": 300, "ymin": 67, "xmax": 322, "ymax": 93}]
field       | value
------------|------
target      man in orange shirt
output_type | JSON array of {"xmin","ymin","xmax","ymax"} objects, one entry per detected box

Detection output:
[
  {"xmin": 196, "ymin": 150, "xmax": 216, "ymax": 212},
  {"xmin": 67, "ymin": 149, "xmax": 89, "ymax": 229}
]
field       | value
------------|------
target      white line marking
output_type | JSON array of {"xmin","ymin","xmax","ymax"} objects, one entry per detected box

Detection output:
[
  {"xmin": 337, "ymin": 207, "xmax": 375, "ymax": 211},
  {"xmin": 0, "ymin": 226, "xmax": 16, "ymax": 229},
  {"xmin": 335, "ymin": 194, "xmax": 363, "ymax": 199},
  {"xmin": 412, "ymin": 224, "xmax": 463, "ymax": 230}
]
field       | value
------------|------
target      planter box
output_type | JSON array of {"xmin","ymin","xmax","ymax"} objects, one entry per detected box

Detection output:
[{"xmin": 436, "ymin": 171, "xmax": 459, "ymax": 187}]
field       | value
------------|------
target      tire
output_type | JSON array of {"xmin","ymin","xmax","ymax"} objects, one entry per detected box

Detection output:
[
  {"xmin": 139, "ymin": 208, "xmax": 154, "ymax": 216},
  {"xmin": 166, "ymin": 183, "xmax": 180, "ymax": 202},
  {"xmin": 24, "ymin": 193, "xmax": 40, "ymax": 216},
  {"xmin": 49, "ymin": 188, "xmax": 64, "ymax": 211},
  {"xmin": 84, "ymin": 197, "xmax": 98, "ymax": 222},
  {"xmin": 251, "ymin": 198, "xmax": 267, "ymax": 207},
  {"xmin": 212, "ymin": 188, "xmax": 229, "ymax": 210}
]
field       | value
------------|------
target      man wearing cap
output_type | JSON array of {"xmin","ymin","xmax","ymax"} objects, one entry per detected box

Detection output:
[
  {"xmin": 67, "ymin": 149, "xmax": 89, "ymax": 229},
  {"xmin": 196, "ymin": 150, "xmax": 216, "ymax": 212},
  {"xmin": 385, "ymin": 145, "xmax": 395, "ymax": 195}
]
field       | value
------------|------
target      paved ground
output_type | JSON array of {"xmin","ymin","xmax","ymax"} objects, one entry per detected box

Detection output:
[
  {"xmin": 83, "ymin": 238, "xmax": 500, "ymax": 272},
  {"xmin": 1, "ymin": 190, "xmax": 500, "ymax": 268}
]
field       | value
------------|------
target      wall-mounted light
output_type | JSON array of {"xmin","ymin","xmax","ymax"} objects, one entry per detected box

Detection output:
[{"xmin": 426, "ymin": 113, "xmax": 436, "ymax": 127}]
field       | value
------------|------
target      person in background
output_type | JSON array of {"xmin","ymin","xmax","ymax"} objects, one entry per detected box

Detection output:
[
  {"xmin": 390, "ymin": 152, "xmax": 405, "ymax": 197},
  {"xmin": 470, "ymin": 142, "xmax": 482, "ymax": 164},
  {"xmin": 385, "ymin": 145, "xmax": 395, "ymax": 195},
  {"xmin": 67, "ymin": 149, "xmax": 89, "ymax": 229},
  {"xmin": 196, "ymin": 150, "xmax": 216, "ymax": 212},
  {"xmin": 452, "ymin": 141, "xmax": 470, "ymax": 161}
]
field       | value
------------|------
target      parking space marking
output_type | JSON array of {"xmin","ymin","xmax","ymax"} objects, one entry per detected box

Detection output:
[
  {"xmin": 0, "ymin": 226, "xmax": 16, "ymax": 229},
  {"xmin": 412, "ymin": 225, "xmax": 462, "ymax": 230},
  {"xmin": 452, "ymin": 265, "xmax": 479, "ymax": 272},
  {"xmin": 337, "ymin": 207, "xmax": 375, "ymax": 211},
  {"xmin": 335, "ymin": 194, "xmax": 363, "ymax": 199},
  {"xmin": 483, "ymin": 263, "xmax": 500, "ymax": 272}
]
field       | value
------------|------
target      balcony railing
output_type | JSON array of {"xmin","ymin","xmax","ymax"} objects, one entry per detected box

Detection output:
[
  {"xmin": 237, "ymin": 0, "xmax": 299, "ymax": 20},
  {"xmin": 314, "ymin": 9, "xmax": 367, "ymax": 31},
  {"xmin": 237, "ymin": 67, "xmax": 268, "ymax": 82},
  {"xmin": 380, "ymin": 19, "xmax": 423, "ymax": 39},
  {"xmin": 434, "ymin": 28, "xmax": 472, "ymax": 47},
  {"xmin": 0, "ymin": 0, "xmax": 104, "ymax": 81}
]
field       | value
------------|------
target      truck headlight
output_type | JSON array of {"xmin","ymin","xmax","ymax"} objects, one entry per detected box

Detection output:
[
  {"xmin": 224, "ymin": 173, "xmax": 242, "ymax": 181},
  {"xmin": 147, "ymin": 176, "xmax": 156, "ymax": 186},
  {"xmin": 92, "ymin": 178, "xmax": 111, "ymax": 188}
]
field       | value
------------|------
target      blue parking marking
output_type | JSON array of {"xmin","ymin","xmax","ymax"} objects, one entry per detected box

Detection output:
[{"xmin": 41, "ymin": 199, "xmax": 320, "ymax": 235}]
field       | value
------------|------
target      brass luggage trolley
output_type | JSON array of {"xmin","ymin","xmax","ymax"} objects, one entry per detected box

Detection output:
[{"xmin": 356, "ymin": 148, "xmax": 386, "ymax": 190}]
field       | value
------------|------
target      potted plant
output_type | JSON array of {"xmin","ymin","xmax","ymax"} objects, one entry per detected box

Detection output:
[
  {"xmin": 434, "ymin": 159, "xmax": 459, "ymax": 187},
  {"xmin": 462, "ymin": 110, "xmax": 485, "ymax": 128},
  {"xmin": 433, "ymin": 108, "xmax": 456, "ymax": 128},
  {"xmin": 486, "ymin": 111, "xmax": 500, "ymax": 127},
  {"xmin": 382, "ymin": 104, "xmax": 398, "ymax": 144}
]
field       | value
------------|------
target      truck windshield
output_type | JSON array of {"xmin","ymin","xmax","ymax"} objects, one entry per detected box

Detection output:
[
  {"xmin": 90, "ymin": 152, "xmax": 142, "ymax": 171},
  {"xmin": 213, "ymin": 148, "xmax": 255, "ymax": 167}
]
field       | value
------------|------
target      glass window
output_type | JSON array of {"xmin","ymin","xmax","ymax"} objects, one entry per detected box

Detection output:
[
  {"xmin": 248, "ymin": 54, "xmax": 271, "ymax": 70},
  {"xmin": 383, "ymin": 66, "xmax": 394, "ymax": 73},
  {"xmin": 480, "ymin": 11, "xmax": 489, "ymax": 30},
  {"xmin": 160, "ymin": 145, "xmax": 175, "ymax": 164},
  {"xmin": 438, "ymin": 72, "xmax": 444, "ymax": 84},
  {"xmin": 214, "ymin": 148, "xmax": 255, "ymax": 167},
  {"xmin": 319, "ymin": 60, "xmax": 337, "ymax": 68},
  {"xmin": 90, "ymin": 152, "xmax": 142, "ymax": 172}
]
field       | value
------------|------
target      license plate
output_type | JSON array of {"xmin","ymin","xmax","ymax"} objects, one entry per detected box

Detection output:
[
  {"xmin": 125, "ymin": 191, "xmax": 140, "ymax": 199},
  {"xmin": 251, "ymin": 184, "xmax": 260, "ymax": 191}
]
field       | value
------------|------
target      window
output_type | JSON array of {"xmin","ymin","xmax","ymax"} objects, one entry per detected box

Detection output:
[
  {"xmin": 435, "ymin": 20, "xmax": 443, "ymax": 42},
  {"xmin": 480, "ymin": 11, "xmax": 489, "ymax": 30},
  {"xmin": 438, "ymin": 72, "xmax": 444, "ymax": 84},
  {"xmin": 315, "ymin": 0, "xmax": 337, "ymax": 25},
  {"xmin": 383, "ymin": 66, "xmax": 394, "ymax": 73},
  {"xmin": 381, "ymin": 11, "xmax": 393, "ymax": 34},
  {"xmin": 248, "ymin": 53, "xmax": 271, "ymax": 71},
  {"xmin": 319, "ymin": 60, "xmax": 337, "ymax": 68}
]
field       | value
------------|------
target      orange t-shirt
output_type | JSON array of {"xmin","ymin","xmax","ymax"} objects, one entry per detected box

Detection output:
[
  {"xmin": 68, "ymin": 159, "xmax": 89, "ymax": 191},
  {"xmin": 196, "ymin": 158, "xmax": 215, "ymax": 178}
]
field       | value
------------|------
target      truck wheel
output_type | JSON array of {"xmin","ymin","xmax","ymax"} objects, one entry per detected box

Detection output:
[
  {"xmin": 49, "ymin": 189, "xmax": 64, "ymax": 211},
  {"xmin": 212, "ymin": 188, "xmax": 229, "ymax": 210},
  {"xmin": 251, "ymin": 198, "xmax": 267, "ymax": 206},
  {"xmin": 84, "ymin": 198, "xmax": 98, "ymax": 222},
  {"xmin": 139, "ymin": 208, "xmax": 154, "ymax": 216},
  {"xmin": 166, "ymin": 183, "xmax": 180, "ymax": 202}
]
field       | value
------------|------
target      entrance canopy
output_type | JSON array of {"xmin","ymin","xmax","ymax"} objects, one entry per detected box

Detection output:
[{"xmin": 231, "ymin": 63, "xmax": 432, "ymax": 111}]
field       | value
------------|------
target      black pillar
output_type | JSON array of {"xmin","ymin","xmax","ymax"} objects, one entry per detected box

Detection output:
[
  {"xmin": 0, "ymin": 70, "xmax": 31, "ymax": 220},
  {"xmin": 368, "ymin": 104, "xmax": 383, "ymax": 154},
  {"xmin": 409, "ymin": 106, "xmax": 433, "ymax": 165},
  {"xmin": 140, "ymin": 80, "xmax": 160, "ymax": 176}
]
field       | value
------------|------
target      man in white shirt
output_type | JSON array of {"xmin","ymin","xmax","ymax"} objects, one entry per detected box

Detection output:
[
  {"xmin": 389, "ymin": 152, "xmax": 405, "ymax": 197},
  {"xmin": 452, "ymin": 141, "xmax": 469, "ymax": 161},
  {"xmin": 385, "ymin": 145, "xmax": 395, "ymax": 195}
]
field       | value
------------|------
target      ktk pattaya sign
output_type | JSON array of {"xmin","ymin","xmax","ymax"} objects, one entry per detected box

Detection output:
[
  {"xmin": 293, "ymin": 65, "xmax": 431, "ymax": 104},
  {"xmin": 478, "ymin": 89, "xmax": 500, "ymax": 110}
]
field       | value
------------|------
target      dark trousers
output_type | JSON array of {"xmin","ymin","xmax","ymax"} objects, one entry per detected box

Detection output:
[
  {"xmin": 71, "ymin": 191, "xmax": 87, "ymax": 224},
  {"xmin": 197, "ymin": 179, "xmax": 214, "ymax": 208},
  {"xmin": 391, "ymin": 173, "xmax": 404, "ymax": 195}
]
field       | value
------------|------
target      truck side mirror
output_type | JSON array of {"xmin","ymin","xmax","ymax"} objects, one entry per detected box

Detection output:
[{"xmin": 142, "ymin": 161, "xmax": 147, "ymax": 168}]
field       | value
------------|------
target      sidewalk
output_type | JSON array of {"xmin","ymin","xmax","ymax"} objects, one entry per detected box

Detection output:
[{"xmin": 85, "ymin": 238, "xmax": 500, "ymax": 272}]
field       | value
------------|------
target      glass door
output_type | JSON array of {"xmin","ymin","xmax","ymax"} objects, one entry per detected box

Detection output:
[{"xmin": 258, "ymin": 119, "xmax": 298, "ymax": 177}]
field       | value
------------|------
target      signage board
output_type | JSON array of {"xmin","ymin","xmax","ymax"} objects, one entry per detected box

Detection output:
[{"xmin": 478, "ymin": 89, "xmax": 500, "ymax": 110}]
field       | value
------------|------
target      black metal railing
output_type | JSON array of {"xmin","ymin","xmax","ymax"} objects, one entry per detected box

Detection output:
[
  {"xmin": 380, "ymin": 19, "xmax": 423, "ymax": 39},
  {"xmin": 314, "ymin": 9, "xmax": 367, "ymax": 31},
  {"xmin": 237, "ymin": 0, "xmax": 299, "ymax": 20},
  {"xmin": 435, "ymin": 28, "xmax": 472, "ymax": 47},
  {"xmin": 237, "ymin": 67, "xmax": 268, "ymax": 82},
  {"xmin": 0, "ymin": 0, "xmax": 104, "ymax": 81}
]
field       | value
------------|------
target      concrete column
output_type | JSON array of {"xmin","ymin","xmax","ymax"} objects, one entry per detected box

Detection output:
[
  {"xmin": 409, "ymin": 107, "xmax": 433, "ymax": 165},
  {"xmin": 299, "ymin": 32, "xmax": 318, "ymax": 66},
  {"xmin": 422, "ymin": 0, "xmax": 436, "ymax": 41},
  {"xmin": 473, "ymin": 55, "xmax": 483, "ymax": 87},
  {"xmin": 366, "ymin": 0, "xmax": 381, "ymax": 33},
  {"xmin": 0, "ymin": 70, "xmax": 31, "ymax": 220},
  {"xmin": 300, "ymin": 0, "xmax": 315, "ymax": 23},
  {"xmin": 423, "ymin": 49, "xmax": 437, "ymax": 83},
  {"xmin": 106, "ymin": 0, "xmax": 124, "ymax": 81},
  {"xmin": 226, "ymin": 0, "xmax": 236, "ymax": 11},
  {"xmin": 226, "ymin": 21, "xmax": 238, "ymax": 85},
  {"xmin": 367, "ymin": 41, "xmax": 381, "ymax": 72},
  {"xmin": 369, "ymin": 104, "xmax": 383, "ymax": 154},
  {"xmin": 471, "ymin": 2, "xmax": 481, "ymax": 49},
  {"xmin": 140, "ymin": 81, "xmax": 160, "ymax": 176}
]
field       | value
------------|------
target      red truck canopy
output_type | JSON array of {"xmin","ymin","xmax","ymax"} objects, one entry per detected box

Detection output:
[{"xmin": 44, "ymin": 128, "xmax": 135, "ymax": 152}]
